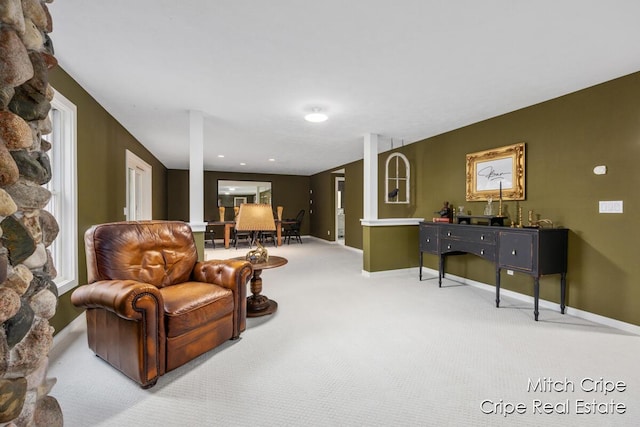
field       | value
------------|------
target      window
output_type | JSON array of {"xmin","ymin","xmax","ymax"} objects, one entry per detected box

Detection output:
[
  {"xmin": 385, "ymin": 152, "xmax": 410, "ymax": 204},
  {"xmin": 44, "ymin": 89, "xmax": 78, "ymax": 294}
]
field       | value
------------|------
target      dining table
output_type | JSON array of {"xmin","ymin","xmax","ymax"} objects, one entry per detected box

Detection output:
[{"xmin": 207, "ymin": 219, "xmax": 297, "ymax": 248}]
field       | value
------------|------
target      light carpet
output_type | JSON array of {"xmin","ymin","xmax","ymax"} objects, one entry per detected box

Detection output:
[{"xmin": 48, "ymin": 238, "xmax": 640, "ymax": 426}]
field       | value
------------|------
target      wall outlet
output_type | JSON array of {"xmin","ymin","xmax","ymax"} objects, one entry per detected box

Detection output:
[
  {"xmin": 507, "ymin": 270, "xmax": 514, "ymax": 276},
  {"xmin": 599, "ymin": 200, "xmax": 623, "ymax": 213},
  {"xmin": 327, "ymin": 230, "xmax": 331, "ymax": 235}
]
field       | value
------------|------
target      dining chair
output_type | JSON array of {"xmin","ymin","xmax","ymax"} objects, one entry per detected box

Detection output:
[
  {"xmin": 204, "ymin": 224, "xmax": 216, "ymax": 248},
  {"xmin": 233, "ymin": 227, "xmax": 253, "ymax": 249},
  {"xmin": 284, "ymin": 209, "xmax": 304, "ymax": 244}
]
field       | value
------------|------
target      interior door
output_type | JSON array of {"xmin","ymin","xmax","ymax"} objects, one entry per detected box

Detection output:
[
  {"xmin": 335, "ymin": 176, "xmax": 345, "ymax": 244},
  {"xmin": 126, "ymin": 150, "xmax": 152, "ymax": 220}
]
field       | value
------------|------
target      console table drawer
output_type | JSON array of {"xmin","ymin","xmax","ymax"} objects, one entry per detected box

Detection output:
[
  {"xmin": 439, "ymin": 226, "xmax": 496, "ymax": 244},
  {"xmin": 441, "ymin": 239, "xmax": 496, "ymax": 261},
  {"xmin": 498, "ymin": 232, "xmax": 534, "ymax": 271},
  {"xmin": 420, "ymin": 226, "xmax": 438, "ymax": 253}
]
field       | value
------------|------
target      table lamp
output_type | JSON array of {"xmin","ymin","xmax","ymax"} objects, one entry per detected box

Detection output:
[{"xmin": 235, "ymin": 203, "xmax": 276, "ymax": 263}]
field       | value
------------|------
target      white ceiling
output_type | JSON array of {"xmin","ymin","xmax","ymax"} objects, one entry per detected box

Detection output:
[{"xmin": 50, "ymin": 1, "xmax": 640, "ymax": 176}]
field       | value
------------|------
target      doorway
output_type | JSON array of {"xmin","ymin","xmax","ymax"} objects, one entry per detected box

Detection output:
[
  {"xmin": 335, "ymin": 176, "xmax": 345, "ymax": 245},
  {"xmin": 125, "ymin": 150, "xmax": 152, "ymax": 220}
]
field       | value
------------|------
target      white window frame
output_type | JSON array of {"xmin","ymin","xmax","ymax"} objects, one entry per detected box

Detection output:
[
  {"xmin": 125, "ymin": 149, "xmax": 152, "ymax": 220},
  {"xmin": 46, "ymin": 89, "xmax": 78, "ymax": 295},
  {"xmin": 385, "ymin": 152, "xmax": 410, "ymax": 204}
]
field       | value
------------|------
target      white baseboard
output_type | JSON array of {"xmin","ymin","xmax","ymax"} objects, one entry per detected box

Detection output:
[
  {"xmin": 306, "ymin": 235, "xmax": 363, "ymax": 254},
  {"xmin": 362, "ymin": 266, "xmax": 417, "ymax": 278},
  {"xmin": 53, "ymin": 312, "xmax": 86, "ymax": 350},
  {"xmin": 419, "ymin": 266, "xmax": 640, "ymax": 336}
]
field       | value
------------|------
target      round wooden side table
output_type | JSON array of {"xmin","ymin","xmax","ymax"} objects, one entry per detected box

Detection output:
[{"xmin": 233, "ymin": 255, "xmax": 288, "ymax": 317}]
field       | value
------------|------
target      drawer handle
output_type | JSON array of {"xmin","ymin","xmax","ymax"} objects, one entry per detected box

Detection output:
[
  {"xmin": 447, "ymin": 244, "xmax": 451, "ymax": 249},
  {"xmin": 511, "ymin": 250, "xmax": 517, "ymax": 255},
  {"xmin": 447, "ymin": 232, "xmax": 451, "ymax": 236},
  {"xmin": 481, "ymin": 235, "xmax": 485, "ymax": 240},
  {"xmin": 480, "ymin": 249, "xmax": 485, "ymax": 255},
  {"xmin": 426, "ymin": 238, "xmax": 430, "ymax": 243}
]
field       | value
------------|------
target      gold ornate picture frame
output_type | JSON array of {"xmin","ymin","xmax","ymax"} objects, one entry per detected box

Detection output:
[{"xmin": 466, "ymin": 142, "xmax": 525, "ymax": 201}]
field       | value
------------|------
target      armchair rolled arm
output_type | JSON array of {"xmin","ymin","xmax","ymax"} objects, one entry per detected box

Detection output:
[
  {"xmin": 71, "ymin": 279, "xmax": 166, "ymax": 387},
  {"xmin": 71, "ymin": 280, "xmax": 164, "ymax": 321},
  {"xmin": 192, "ymin": 259, "xmax": 252, "ymax": 293}
]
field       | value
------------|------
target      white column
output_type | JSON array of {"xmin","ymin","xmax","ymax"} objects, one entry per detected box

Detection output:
[
  {"xmin": 189, "ymin": 110, "xmax": 206, "ymax": 232},
  {"xmin": 363, "ymin": 133, "xmax": 379, "ymax": 220}
]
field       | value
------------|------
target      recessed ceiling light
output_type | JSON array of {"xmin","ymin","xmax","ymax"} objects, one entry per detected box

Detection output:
[
  {"xmin": 268, "ymin": 158, "xmax": 275, "ymax": 162},
  {"xmin": 240, "ymin": 162, "xmax": 246, "ymax": 166},
  {"xmin": 217, "ymin": 154, "xmax": 225, "ymax": 158},
  {"xmin": 304, "ymin": 108, "xmax": 328, "ymax": 123}
]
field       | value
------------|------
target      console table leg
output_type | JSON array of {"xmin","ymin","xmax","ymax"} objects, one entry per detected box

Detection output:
[
  {"xmin": 419, "ymin": 252, "xmax": 423, "ymax": 281},
  {"xmin": 438, "ymin": 255, "xmax": 444, "ymax": 287},
  {"xmin": 495, "ymin": 268, "xmax": 501, "ymax": 307},
  {"xmin": 534, "ymin": 278, "xmax": 540, "ymax": 321},
  {"xmin": 560, "ymin": 272, "xmax": 566, "ymax": 314}
]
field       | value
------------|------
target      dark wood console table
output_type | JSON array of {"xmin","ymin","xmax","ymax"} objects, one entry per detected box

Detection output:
[{"xmin": 419, "ymin": 222, "xmax": 568, "ymax": 321}]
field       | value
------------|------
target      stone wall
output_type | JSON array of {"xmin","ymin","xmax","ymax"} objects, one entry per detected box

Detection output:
[{"xmin": 0, "ymin": 0, "xmax": 62, "ymax": 425}]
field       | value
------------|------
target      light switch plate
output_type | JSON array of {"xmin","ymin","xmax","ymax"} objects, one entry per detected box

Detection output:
[{"xmin": 599, "ymin": 201, "xmax": 623, "ymax": 213}]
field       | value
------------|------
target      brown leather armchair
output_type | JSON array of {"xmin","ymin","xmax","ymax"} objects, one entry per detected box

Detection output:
[{"xmin": 71, "ymin": 220, "xmax": 252, "ymax": 388}]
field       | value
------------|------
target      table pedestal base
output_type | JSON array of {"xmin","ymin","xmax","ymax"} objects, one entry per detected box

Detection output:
[
  {"xmin": 246, "ymin": 268, "xmax": 278, "ymax": 317},
  {"xmin": 247, "ymin": 295, "xmax": 278, "ymax": 317}
]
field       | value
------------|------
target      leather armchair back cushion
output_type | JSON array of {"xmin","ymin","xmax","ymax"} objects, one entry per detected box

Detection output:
[{"xmin": 85, "ymin": 221, "xmax": 198, "ymax": 288}]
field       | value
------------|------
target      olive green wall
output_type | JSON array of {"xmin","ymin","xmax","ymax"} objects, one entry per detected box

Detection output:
[
  {"xmin": 309, "ymin": 170, "xmax": 335, "ymax": 241},
  {"xmin": 344, "ymin": 160, "xmax": 364, "ymax": 249},
  {"xmin": 363, "ymin": 225, "xmax": 419, "ymax": 272},
  {"xmin": 369, "ymin": 71, "xmax": 639, "ymax": 326},
  {"xmin": 48, "ymin": 67, "xmax": 169, "ymax": 335},
  {"xmin": 309, "ymin": 159, "xmax": 364, "ymax": 248},
  {"xmin": 167, "ymin": 170, "xmax": 310, "ymax": 234}
]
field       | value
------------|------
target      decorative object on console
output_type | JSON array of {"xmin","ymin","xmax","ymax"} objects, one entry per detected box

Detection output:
[
  {"xmin": 466, "ymin": 142, "xmax": 525, "ymax": 201},
  {"xmin": 433, "ymin": 201, "xmax": 452, "ymax": 223},
  {"xmin": 497, "ymin": 182, "xmax": 505, "ymax": 217},
  {"xmin": 437, "ymin": 201, "xmax": 452, "ymax": 217},
  {"xmin": 483, "ymin": 198, "xmax": 493, "ymax": 216},
  {"xmin": 525, "ymin": 209, "xmax": 554, "ymax": 228},
  {"xmin": 432, "ymin": 217, "xmax": 451, "ymax": 223}
]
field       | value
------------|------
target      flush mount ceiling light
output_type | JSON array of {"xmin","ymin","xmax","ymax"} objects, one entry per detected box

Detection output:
[{"xmin": 304, "ymin": 108, "xmax": 328, "ymax": 123}]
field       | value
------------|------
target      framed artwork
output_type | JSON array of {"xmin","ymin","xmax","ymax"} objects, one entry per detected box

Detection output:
[{"xmin": 466, "ymin": 143, "xmax": 525, "ymax": 201}]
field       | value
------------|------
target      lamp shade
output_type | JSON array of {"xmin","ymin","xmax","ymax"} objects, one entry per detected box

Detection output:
[{"xmin": 235, "ymin": 203, "xmax": 276, "ymax": 231}]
